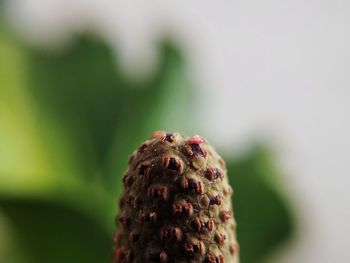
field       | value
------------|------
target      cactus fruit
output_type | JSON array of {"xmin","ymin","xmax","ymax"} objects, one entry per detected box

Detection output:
[{"xmin": 114, "ymin": 131, "xmax": 239, "ymax": 263}]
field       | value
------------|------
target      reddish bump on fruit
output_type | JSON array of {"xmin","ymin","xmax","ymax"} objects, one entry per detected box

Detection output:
[
  {"xmin": 205, "ymin": 255, "xmax": 225, "ymax": 263},
  {"xmin": 151, "ymin": 130, "xmax": 167, "ymax": 139},
  {"xmin": 139, "ymin": 210, "xmax": 157, "ymax": 223},
  {"xmin": 122, "ymin": 173, "xmax": 134, "ymax": 187},
  {"xmin": 187, "ymin": 135, "xmax": 206, "ymax": 144},
  {"xmin": 164, "ymin": 132, "xmax": 175, "ymax": 142},
  {"xmin": 118, "ymin": 215, "xmax": 131, "ymax": 228},
  {"xmin": 209, "ymin": 195, "xmax": 222, "ymax": 206},
  {"xmin": 195, "ymin": 217, "xmax": 214, "ymax": 232},
  {"xmin": 189, "ymin": 143, "xmax": 206, "ymax": 157},
  {"xmin": 205, "ymin": 167, "xmax": 223, "ymax": 181},
  {"xmin": 160, "ymin": 226, "xmax": 183, "ymax": 242},
  {"xmin": 180, "ymin": 177, "xmax": 204, "ymax": 194},
  {"xmin": 214, "ymin": 231, "xmax": 227, "ymax": 245},
  {"xmin": 220, "ymin": 210, "xmax": 232, "ymax": 222},
  {"xmin": 149, "ymin": 185, "xmax": 169, "ymax": 201},
  {"xmin": 125, "ymin": 194, "xmax": 137, "ymax": 208},
  {"xmin": 114, "ymin": 132, "xmax": 238, "ymax": 262},
  {"xmin": 172, "ymin": 201, "xmax": 193, "ymax": 217},
  {"xmin": 184, "ymin": 239, "xmax": 205, "ymax": 257},
  {"xmin": 229, "ymin": 242, "xmax": 240, "ymax": 255},
  {"xmin": 138, "ymin": 142, "xmax": 149, "ymax": 153},
  {"xmin": 162, "ymin": 155, "xmax": 183, "ymax": 173},
  {"xmin": 138, "ymin": 163, "xmax": 152, "ymax": 178}
]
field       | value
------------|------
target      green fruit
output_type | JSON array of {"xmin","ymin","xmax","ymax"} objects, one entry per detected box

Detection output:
[{"xmin": 114, "ymin": 131, "xmax": 239, "ymax": 262}]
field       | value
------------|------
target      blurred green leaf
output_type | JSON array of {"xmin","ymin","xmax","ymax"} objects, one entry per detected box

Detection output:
[
  {"xmin": 26, "ymin": 35, "xmax": 191, "ymax": 194},
  {"xmin": 0, "ymin": 24, "xmax": 58, "ymax": 197},
  {"xmin": 227, "ymin": 146, "xmax": 294, "ymax": 263},
  {"xmin": 0, "ymin": 20, "xmax": 294, "ymax": 263},
  {"xmin": 26, "ymin": 35, "xmax": 124, "ymax": 174},
  {"xmin": 0, "ymin": 25, "xmax": 192, "ymax": 262},
  {"xmin": 0, "ymin": 199, "xmax": 111, "ymax": 263}
]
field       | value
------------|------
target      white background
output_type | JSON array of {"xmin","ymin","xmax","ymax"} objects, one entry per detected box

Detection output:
[{"xmin": 5, "ymin": 0, "xmax": 350, "ymax": 262}]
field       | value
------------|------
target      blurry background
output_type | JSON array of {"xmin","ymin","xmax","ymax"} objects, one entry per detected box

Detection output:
[{"xmin": 0, "ymin": 0, "xmax": 349, "ymax": 262}]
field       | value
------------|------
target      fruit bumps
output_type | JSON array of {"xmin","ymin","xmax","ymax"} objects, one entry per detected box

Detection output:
[{"xmin": 114, "ymin": 131, "xmax": 239, "ymax": 263}]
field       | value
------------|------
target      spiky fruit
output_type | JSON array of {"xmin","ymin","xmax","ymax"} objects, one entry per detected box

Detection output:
[{"xmin": 114, "ymin": 131, "xmax": 239, "ymax": 263}]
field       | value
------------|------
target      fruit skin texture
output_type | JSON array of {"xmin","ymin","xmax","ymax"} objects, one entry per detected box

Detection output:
[{"xmin": 114, "ymin": 131, "xmax": 239, "ymax": 263}]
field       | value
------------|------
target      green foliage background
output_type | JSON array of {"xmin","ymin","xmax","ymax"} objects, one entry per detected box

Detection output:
[{"xmin": 0, "ymin": 17, "xmax": 294, "ymax": 263}]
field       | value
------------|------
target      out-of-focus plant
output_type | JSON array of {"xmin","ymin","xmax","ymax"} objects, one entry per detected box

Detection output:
[
  {"xmin": 0, "ymin": 15, "xmax": 294, "ymax": 263},
  {"xmin": 228, "ymin": 146, "xmax": 294, "ymax": 263}
]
